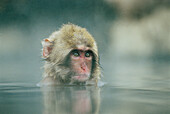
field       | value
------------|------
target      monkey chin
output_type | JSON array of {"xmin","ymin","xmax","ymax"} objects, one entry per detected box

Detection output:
[{"xmin": 71, "ymin": 75, "xmax": 89, "ymax": 82}]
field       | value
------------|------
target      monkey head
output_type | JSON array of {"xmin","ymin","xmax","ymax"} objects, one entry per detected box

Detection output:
[{"xmin": 41, "ymin": 24, "xmax": 101, "ymax": 85}]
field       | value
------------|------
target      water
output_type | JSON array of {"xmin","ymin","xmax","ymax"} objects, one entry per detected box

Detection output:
[{"xmin": 0, "ymin": 82, "xmax": 169, "ymax": 114}]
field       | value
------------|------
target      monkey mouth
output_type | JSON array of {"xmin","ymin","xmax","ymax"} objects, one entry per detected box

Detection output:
[{"xmin": 72, "ymin": 75, "xmax": 89, "ymax": 82}]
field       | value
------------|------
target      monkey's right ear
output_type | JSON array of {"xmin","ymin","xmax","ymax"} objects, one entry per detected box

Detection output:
[{"xmin": 41, "ymin": 38, "xmax": 54, "ymax": 59}]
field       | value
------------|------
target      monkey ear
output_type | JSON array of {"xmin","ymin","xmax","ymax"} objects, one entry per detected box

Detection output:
[{"xmin": 41, "ymin": 38, "xmax": 54, "ymax": 59}]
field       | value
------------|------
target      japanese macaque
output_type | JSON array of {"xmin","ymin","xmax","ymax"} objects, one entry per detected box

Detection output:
[{"xmin": 39, "ymin": 24, "xmax": 101, "ymax": 86}]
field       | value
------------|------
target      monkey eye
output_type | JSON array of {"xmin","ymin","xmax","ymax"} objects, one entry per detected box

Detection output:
[
  {"xmin": 72, "ymin": 51, "xmax": 80, "ymax": 57},
  {"xmin": 85, "ymin": 52, "xmax": 91, "ymax": 57}
]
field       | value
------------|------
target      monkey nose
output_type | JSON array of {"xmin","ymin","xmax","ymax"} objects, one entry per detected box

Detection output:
[
  {"xmin": 80, "ymin": 62, "xmax": 87, "ymax": 72},
  {"xmin": 81, "ymin": 66, "xmax": 86, "ymax": 71}
]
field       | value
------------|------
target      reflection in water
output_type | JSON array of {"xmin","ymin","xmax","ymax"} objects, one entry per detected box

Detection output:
[{"xmin": 41, "ymin": 86, "xmax": 100, "ymax": 114}]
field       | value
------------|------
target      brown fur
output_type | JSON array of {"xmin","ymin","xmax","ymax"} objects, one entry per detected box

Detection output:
[{"xmin": 41, "ymin": 23, "xmax": 101, "ymax": 85}]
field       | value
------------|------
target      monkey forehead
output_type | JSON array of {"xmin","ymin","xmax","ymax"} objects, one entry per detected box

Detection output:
[
  {"xmin": 73, "ymin": 33, "xmax": 95, "ymax": 45},
  {"xmin": 76, "ymin": 45, "xmax": 90, "ymax": 50}
]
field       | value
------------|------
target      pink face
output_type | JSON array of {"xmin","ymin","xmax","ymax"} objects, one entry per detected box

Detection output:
[{"xmin": 70, "ymin": 49, "xmax": 93, "ymax": 82}]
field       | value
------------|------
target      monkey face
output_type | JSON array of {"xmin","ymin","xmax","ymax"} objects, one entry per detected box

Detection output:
[{"xmin": 70, "ymin": 48, "xmax": 93, "ymax": 83}]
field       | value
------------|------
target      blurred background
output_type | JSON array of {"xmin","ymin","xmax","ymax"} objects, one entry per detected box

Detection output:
[{"xmin": 0, "ymin": 0, "xmax": 170, "ymax": 90}]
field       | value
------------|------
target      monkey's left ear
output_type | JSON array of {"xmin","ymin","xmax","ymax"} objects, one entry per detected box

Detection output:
[{"xmin": 41, "ymin": 38, "xmax": 54, "ymax": 59}]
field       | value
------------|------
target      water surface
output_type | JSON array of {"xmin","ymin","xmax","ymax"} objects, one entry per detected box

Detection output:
[{"xmin": 0, "ymin": 82, "xmax": 169, "ymax": 114}]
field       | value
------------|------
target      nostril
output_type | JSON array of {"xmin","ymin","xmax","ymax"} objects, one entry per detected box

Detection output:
[
  {"xmin": 80, "ymin": 62, "xmax": 87, "ymax": 71},
  {"xmin": 81, "ymin": 66, "xmax": 86, "ymax": 71}
]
